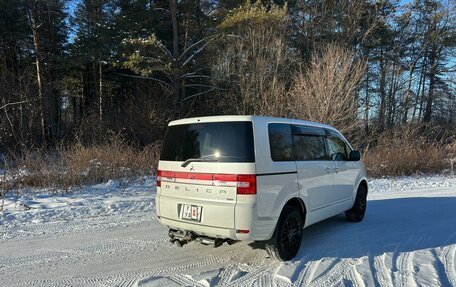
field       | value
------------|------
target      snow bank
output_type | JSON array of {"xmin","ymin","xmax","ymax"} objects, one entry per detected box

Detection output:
[{"xmin": 0, "ymin": 176, "xmax": 156, "ymax": 230}]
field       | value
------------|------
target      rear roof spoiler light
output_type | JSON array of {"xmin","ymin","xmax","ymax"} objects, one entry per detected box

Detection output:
[{"xmin": 157, "ymin": 170, "xmax": 256, "ymax": 194}]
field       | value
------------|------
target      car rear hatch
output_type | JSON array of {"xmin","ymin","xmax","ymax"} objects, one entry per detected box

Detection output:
[{"xmin": 157, "ymin": 120, "xmax": 256, "ymax": 230}]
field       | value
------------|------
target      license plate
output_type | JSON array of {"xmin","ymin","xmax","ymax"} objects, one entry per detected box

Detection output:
[{"xmin": 179, "ymin": 204, "xmax": 203, "ymax": 222}]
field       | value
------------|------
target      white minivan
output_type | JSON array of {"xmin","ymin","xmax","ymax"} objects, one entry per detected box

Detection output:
[{"xmin": 156, "ymin": 115, "xmax": 368, "ymax": 261}]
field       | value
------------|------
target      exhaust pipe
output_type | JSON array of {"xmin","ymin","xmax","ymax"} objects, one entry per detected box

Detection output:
[
  {"xmin": 195, "ymin": 237, "xmax": 224, "ymax": 247},
  {"xmin": 168, "ymin": 229, "xmax": 228, "ymax": 248}
]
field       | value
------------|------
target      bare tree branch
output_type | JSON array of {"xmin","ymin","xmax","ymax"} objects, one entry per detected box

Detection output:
[
  {"xmin": 177, "ymin": 35, "xmax": 218, "ymax": 63},
  {"xmin": 114, "ymin": 72, "xmax": 171, "ymax": 87},
  {"xmin": 0, "ymin": 100, "xmax": 31, "ymax": 110},
  {"xmin": 179, "ymin": 88, "xmax": 216, "ymax": 103}
]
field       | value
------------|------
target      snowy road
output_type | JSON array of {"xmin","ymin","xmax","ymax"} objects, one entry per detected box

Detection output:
[{"xmin": 1, "ymin": 176, "xmax": 456, "ymax": 286}]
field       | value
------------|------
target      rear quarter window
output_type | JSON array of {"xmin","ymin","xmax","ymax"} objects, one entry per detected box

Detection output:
[{"xmin": 268, "ymin": 123, "xmax": 293, "ymax": 161}]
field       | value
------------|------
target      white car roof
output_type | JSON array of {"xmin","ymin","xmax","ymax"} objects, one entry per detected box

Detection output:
[{"xmin": 168, "ymin": 115, "xmax": 338, "ymax": 132}]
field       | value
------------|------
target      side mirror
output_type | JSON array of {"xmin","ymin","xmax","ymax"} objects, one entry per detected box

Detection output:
[{"xmin": 349, "ymin": 150, "xmax": 361, "ymax": 161}]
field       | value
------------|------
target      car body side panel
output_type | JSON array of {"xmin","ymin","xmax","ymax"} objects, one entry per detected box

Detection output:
[
  {"xmin": 255, "ymin": 172, "xmax": 299, "ymax": 218},
  {"xmin": 332, "ymin": 160, "xmax": 356, "ymax": 201},
  {"xmin": 296, "ymin": 160, "xmax": 335, "ymax": 212}
]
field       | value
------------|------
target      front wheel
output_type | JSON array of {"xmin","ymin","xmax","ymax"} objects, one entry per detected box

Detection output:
[
  {"xmin": 345, "ymin": 185, "xmax": 367, "ymax": 222},
  {"xmin": 265, "ymin": 206, "xmax": 303, "ymax": 261}
]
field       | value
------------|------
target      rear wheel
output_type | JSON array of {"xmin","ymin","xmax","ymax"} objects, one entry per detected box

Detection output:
[
  {"xmin": 345, "ymin": 184, "xmax": 367, "ymax": 222},
  {"xmin": 265, "ymin": 206, "xmax": 303, "ymax": 261}
]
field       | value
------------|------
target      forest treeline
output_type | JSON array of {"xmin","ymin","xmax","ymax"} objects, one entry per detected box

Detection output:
[{"xmin": 0, "ymin": 0, "xmax": 455, "ymax": 157}]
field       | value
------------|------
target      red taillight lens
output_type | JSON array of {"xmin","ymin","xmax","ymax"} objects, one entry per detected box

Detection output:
[
  {"xmin": 236, "ymin": 174, "xmax": 256, "ymax": 195},
  {"xmin": 157, "ymin": 170, "xmax": 175, "ymax": 187},
  {"xmin": 213, "ymin": 174, "xmax": 237, "ymax": 181},
  {"xmin": 174, "ymin": 172, "xmax": 212, "ymax": 180},
  {"xmin": 213, "ymin": 174, "xmax": 237, "ymax": 187}
]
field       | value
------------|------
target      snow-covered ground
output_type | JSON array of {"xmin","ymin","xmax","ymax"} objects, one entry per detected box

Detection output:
[{"xmin": 1, "ymin": 175, "xmax": 456, "ymax": 287}]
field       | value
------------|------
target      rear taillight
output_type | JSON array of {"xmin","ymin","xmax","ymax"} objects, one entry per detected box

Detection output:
[
  {"xmin": 236, "ymin": 174, "xmax": 256, "ymax": 194},
  {"xmin": 157, "ymin": 170, "xmax": 175, "ymax": 187},
  {"xmin": 157, "ymin": 170, "xmax": 256, "ymax": 194},
  {"xmin": 213, "ymin": 174, "xmax": 237, "ymax": 187}
]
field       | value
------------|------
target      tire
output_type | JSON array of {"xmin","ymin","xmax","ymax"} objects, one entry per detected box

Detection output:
[
  {"xmin": 265, "ymin": 206, "xmax": 303, "ymax": 261},
  {"xmin": 345, "ymin": 184, "xmax": 367, "ymax": 222}
]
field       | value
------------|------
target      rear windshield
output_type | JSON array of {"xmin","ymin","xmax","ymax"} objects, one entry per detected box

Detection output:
[{"xmin": 160, "ymin": 121, "xmax": 255, "ymax": 162}]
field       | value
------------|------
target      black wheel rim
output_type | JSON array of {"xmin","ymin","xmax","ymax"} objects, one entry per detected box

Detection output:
[{"xmin": 280, "ymin": 216, "xmax": 301, "ymax": 254}]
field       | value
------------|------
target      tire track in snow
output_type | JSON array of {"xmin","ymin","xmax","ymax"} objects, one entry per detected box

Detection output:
[
  {"xmin": 17, "ymin": 251, "xmax": 233, "ymax": 287},
  {"xmin": 217, "ymin": 264, "xmax": 239, "ymax": 286},
  {"xmin": 430, "ymin": 248, "xmax": 452, "ymax": 287},
  {"xmin": 168, "ymin": 274, "xmax": 206, "ymax": 287},
  {"xmin": 0, "ymin": 249, "xmax": 79, "ymax": 269},
  {"xmin": 217, "ymin": 248, "xmax": 250, "ymax": 287},
  {"xmin": 1, "ymin": 236, "xmax": 166, "ymax": 271},
  {"xmin": 1, "ymin": 214, "xmax": 150, "ymax": 243},
  {"xmin": 154, "ymin": 242, "xmax": 267, "ymax": 287},
  {"xmin": 392, "ymin": 234, "xmax": 427, "ymax": 287},
  {"xmin": 442, "ymin": 232, "xmax": 456, "ymax": 287},
  {"xmin": 224, "ymin": 260, "xmax": 280, "ymax": 286},
  {"xmin": 254, "ymin": 273, "xmax": 273, "ymax": 287},
  {"xmin": 274, "ymin": 275, "xmax": 293, "ymax": 287},
  {"xmin": 17, "ymin": 272, "xmax": 141, "ymax": 287},
  {"xmin": 147, "ymin": 250, "xmax": 275, "ymax": 287},
  {"xmin": 5, "ymin": 234, "xmax": 243, "ymax": 286},
  {"xmin": 242, "ymin": 248, "xmax": 267, "ymax": 266},
  {"xmin": 307, "ymin": 258, "xmax": 355, "ymax": 287},
  {"xmin": 440, "ymin": 244, "xmax": 456, "ymax": 286},
  {"xmin": 123, "ymin": 277, "xmax": 138, "ymax": 287},
  {"xmin": 372, "ymin": 252, "xmax": 393, "ymax": 287},
  {"xmin": 291, "ymin": 257, "xmax": 320, "ymax": 287},
  {"xmin": 394, "ymin": 251, "xmax": 417, "ymax": 287},
  {"xmin": 343, "ymin": 259, "xmax": 366, "ymax": 287}
]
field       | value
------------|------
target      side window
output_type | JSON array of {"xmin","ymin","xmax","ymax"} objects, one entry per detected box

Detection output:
[
  {"xmin": 293, "ymin": 135, "xmax": 326, "ymax": 160},
  {"xmin": 268, "ymin": 123, "xmax": 293, "ymax": 161},
  {"xmin": 327, "ymin": 134, "xmax": 349, "ymax": 161},
  {"xmin": 291, "ymin": 125, "xmax": 327, "ymax": 161}
]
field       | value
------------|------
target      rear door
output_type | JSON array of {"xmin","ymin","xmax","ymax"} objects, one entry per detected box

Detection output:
[
  {"xmin": 157, "ymin": 121, "xmax": 255, "ymax": 229},
  {"xmin": 292, "ymin": 125, "xmax": 336, "ymax": 211}
]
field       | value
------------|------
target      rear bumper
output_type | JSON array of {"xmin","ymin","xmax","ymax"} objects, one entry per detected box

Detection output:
[
  {"xmin": 159, "ymin": 216, "xmax": 251, "ymax": 241},
  {"xmin": 158, "ymin": 214, "xmax": 277, "ymax": 241},
  {"xmin": 157, "ymin": 192, "xmax": 278, "ymax": 241}
]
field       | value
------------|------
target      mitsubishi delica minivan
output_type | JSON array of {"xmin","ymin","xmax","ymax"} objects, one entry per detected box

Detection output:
[{"xmin": 156, "ymin": 115, "xmax": 368, "ymax": 261}]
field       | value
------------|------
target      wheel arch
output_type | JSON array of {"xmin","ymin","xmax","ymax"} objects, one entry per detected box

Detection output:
[
  {"xmin": 358, "ymin": 179, "xmax": 368, "ymax": 194},
  {"xmin": 283, "ymin": 197, "xmax": 307, "ymax": 225}
]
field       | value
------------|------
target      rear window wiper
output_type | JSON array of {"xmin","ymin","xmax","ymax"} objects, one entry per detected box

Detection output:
[{"xmin": 181, "ymin": 154, "xmax": 219, "ymax": 167}]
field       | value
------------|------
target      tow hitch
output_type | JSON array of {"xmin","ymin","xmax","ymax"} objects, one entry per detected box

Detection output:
[{"xmin": 168, "ymin": 229, "xmax": 235, "ymax": 248}]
